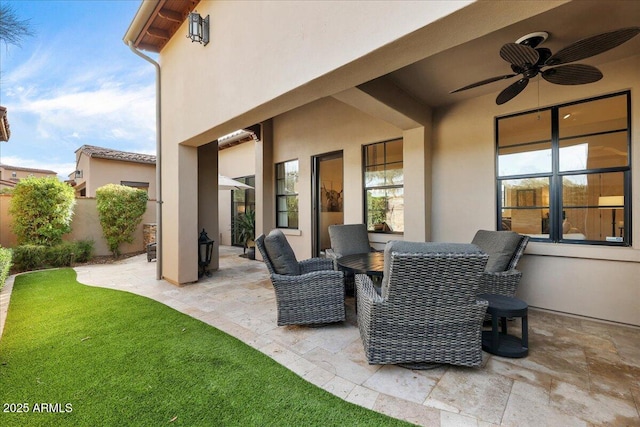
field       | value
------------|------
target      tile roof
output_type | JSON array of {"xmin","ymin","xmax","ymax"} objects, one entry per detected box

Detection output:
[
  {"xmin": 78, "ymin": 145, "xmax": 156, "ymax": 165},
  {"xmin": 0, "ymin": 164, "xmax": 58, "ymax": 175}
]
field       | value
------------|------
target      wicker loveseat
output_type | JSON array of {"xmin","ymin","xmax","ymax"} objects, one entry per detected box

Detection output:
[
  {"xmin": 256, "ymin": 229, "xmax": 345, "ymax": 326},
  {"xmin": 471, "ymin": 230, "xmax": 529, "ymax": 297},
  {"xmin": 356, "ymin": 241, "xmax": 489, "ymax": 367}
]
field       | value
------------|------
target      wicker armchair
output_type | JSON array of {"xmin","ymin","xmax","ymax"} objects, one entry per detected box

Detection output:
[
  {"xmin": 325, "ymin": 224, "xmax": 375, "ymax": 295},
  {"xmin": 256, "ymin": 230, "xmax": 345, "ymax": 326},
  {"xmin": 471, "ymin": 230, "xmax": 529, "ymax": 297},
  {"xmin": 356, "ymin": 241, "xmax": 489, "ymax": 367}
]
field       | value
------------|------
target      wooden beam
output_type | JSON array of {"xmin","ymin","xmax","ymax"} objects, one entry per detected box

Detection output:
[
  {"xmin": 158, "ymin": 8, "xmax": 183, "ymax": 23},
  {"xmin": 146, "ymin": 27, "xmax": 170, "ymax": 40}
]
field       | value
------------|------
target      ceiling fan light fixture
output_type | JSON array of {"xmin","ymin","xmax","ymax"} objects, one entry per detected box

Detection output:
[{"xmin": 515, "ymin": 31, "xmax": 549, "ymax": 48}]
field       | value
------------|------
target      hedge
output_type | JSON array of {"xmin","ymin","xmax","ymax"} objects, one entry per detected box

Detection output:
[
  {"xmin": 10, "ymin": 241, "xmax": 94, "ymax": 273},
  {"xmin": 0, "ymin": 246, "xmax": 12, "ymax": 289}
]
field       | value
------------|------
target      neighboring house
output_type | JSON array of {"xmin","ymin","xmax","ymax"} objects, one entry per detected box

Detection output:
[
  {"xmin": 124, "ymin": 1, "xmax": 640, "ymax": 326},
  {"xmin": 0, "ymin": 164, "xmax": 58, "ymax": 190},
  {"xmin": 68, "ymin": 145, "xmax": 156, "ymax": 197},
  {"xmin": 0, "ymin": 106, "xmax": 10, "ymax": 142}
]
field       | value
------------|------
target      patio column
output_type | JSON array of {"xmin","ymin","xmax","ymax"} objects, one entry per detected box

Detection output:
[
  {"xmin": 161, "ymin": 143, "xmax": 199, "ymax": 285},
  {"xmin": 403, "ymin": 126, "xmax": 432, "ymax": 242},
  {"xmin": 255, "ymin": 119, "xmax": 275, "ymax": 260}
]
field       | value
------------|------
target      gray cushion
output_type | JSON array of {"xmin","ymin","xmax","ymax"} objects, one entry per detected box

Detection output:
[
  {"xmin": 381, "ymin": 241, "xmax": 484, "ymax": 296},
  {"xmin": 328, "ymin": 224, "xmax": 371, "ymax": 257},
  {"xmin": 263, "ymin": 229, "xmax": 300, "ymax": 275},
  {"xmin": 471, "ymin": 230, "xmax": 522, "ymax": 272}
]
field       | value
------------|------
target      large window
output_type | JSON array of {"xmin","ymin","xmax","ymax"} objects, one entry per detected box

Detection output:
[
  {"xmin": 497, "ymin": 92, "xmax": 630, "ymax": 245},
  {"xmin": 363, "ymin": 139, "xmax": 404, "ymax": 233},
  {"xmin": 276, "ymin": 160, "xmax": 299, "ymax": 229}
]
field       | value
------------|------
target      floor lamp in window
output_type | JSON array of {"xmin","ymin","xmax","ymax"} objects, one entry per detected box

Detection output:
[{"xmin": 598, "ymin": 196, "xmax": 624, "ymax": 238}]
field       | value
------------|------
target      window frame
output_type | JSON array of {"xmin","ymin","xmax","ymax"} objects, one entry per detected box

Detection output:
[
  {"xmin": 275, "ymin": 159, "xmax": 299, "ymax": 229},
  {"xmin": 362, "ymin": 138, "xmax": 404, "ymax": 234},
  {"xmin": 495, "ymin": 91, "xmax": 631, "ymax": 246}
]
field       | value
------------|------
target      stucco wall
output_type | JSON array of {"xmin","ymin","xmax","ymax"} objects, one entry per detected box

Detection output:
[
  {"xmin": 218, "ymin": 141, "xmax": 257, "ymax": 246},
  {"xmin": 158, "ymin": 0, "xmax": 474, "ymax": 147},
  {"xmin": 273, "ymin": 97, "xmax": 401, "ymax": 259},
  {"xmin": 83, "ymin": 158, "xmax": 156, "ymax": 198},
  {"xmin": 0, "ymin": 195, "xmax": 17, "ymax": 248},
  {"xmin": 432, "ymin": 55, "xmax": 640, "ymax": 325},
  {"xmin": 0, "ymin": 194, "xmax": 156, "ymax": 257}
]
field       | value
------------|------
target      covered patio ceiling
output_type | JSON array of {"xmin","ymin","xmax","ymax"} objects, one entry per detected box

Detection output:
[{"xmin": 383, "ymin": 1, "xmax": 640, "ymax": 109}]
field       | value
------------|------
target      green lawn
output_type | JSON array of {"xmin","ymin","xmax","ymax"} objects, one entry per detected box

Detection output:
[{"xmin": 0, "ymin": 269, "xmax": 410, "ymax": 426}]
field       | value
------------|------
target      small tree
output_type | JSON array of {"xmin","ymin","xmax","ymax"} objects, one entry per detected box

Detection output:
[
  {"xmin": 96, "ymin": 184, "xmax": 148, "ymax": 257},
  {"xmin": 9, "ymin": 176, "xmax": 75, "ymax": 245}
]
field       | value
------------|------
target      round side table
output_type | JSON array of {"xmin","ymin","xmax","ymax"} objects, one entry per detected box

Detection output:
[{"xmin": 478, "ymin": 293, "xmax": 529, "ymax": 358}]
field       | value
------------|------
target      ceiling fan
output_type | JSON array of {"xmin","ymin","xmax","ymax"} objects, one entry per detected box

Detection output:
[{"xmin": 450, "ymin": 27, "xmax": 640, "ymax": 105}]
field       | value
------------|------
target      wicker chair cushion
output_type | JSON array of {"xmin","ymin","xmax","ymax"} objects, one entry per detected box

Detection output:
[
  {"xmin": 328, "ymin": 224, "xmax": 371, "ymax": 256},
  {"xmin": 471, "ymin": 230, "xmax": 522, "ymax": 272},
  {"xmin": 263, "ymin": 229, "xmax": 300, "ymax": 275},
  {"xmin": 381, "ymin": 241, "xmax": 484, "ymax": 296}
]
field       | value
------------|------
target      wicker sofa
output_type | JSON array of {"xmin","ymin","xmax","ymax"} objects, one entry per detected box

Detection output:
[
  {"xmin": 471, "ymin": 230, "xmax": 529, "ymax": 297},
  {"xmin": 256, "ymin": 229, "xmax": 345, "ymax": 326},
  {"xmin": 356, "ymin": 241, "xmax": 489, "ymax": 367}
]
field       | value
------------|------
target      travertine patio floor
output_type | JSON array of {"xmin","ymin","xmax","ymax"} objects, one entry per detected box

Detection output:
[{"xmin": 3, "ymin": 246, "xmax": 639, "ymax": 426}]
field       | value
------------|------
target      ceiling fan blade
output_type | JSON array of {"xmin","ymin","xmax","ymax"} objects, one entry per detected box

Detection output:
[
  {"xmin": 542, "ymin": 64, "xmax": 603, "ymax": 85},
  {"xmin": 496, "ymin": 78, "xmax": 529, "ymax": 105},
  {"xmin": 450, "ymin": 74, "xmax": 517, "ymax": 93},
  {"xmin": 545, "ymin": 27, "xmax": 640, "ymax": 66},
  {"xmin": 500, "ymin": 43, "xmax": 539, "ymax": 67}
]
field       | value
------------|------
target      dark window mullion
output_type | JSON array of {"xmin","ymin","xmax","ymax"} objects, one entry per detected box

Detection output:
[{"xmin": 551, "ymin": 106, "xmax": 561, "ymax": 242}]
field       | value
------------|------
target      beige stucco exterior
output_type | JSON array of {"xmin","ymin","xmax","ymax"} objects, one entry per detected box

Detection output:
[
  {"xmin": 126, "ymin": 1, "xmax": 639, "ymax": 325},
  {"xmin": 72, "ymin": 152, "xmax": 156, "ymax": 198},
  {"xmin": 218, "ymin": 141, "xmax": 257, "ymax": 246},
  {"xmin": 0, "ymin": 165, "xmax": 57, "ymax": 187}
]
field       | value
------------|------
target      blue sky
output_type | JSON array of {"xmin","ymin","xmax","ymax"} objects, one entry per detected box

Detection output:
[{"xmin": 0, "ymin": 0, "xmax": 156, "ymax": 179}]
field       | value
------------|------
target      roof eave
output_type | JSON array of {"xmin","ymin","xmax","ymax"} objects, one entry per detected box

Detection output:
[{"xmin": 123, "ymin": 0, "xmax": 162, "ymax": 51}]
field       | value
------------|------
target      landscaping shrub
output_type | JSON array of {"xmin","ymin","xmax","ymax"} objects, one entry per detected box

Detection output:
[
  {"xmin": 11, "ymin": 240, "xmax": 94, "ymax": 272},
  {"xmin": 96, "ymin": 184, "xmax": 148, "ymax": 257},
  {"xmin": 0, "ymin": 246, "xmax": 12, "ymax": 289},
  {"xmin": 9, "ymin": 176, "xmax": 75, "ymax": 245}
]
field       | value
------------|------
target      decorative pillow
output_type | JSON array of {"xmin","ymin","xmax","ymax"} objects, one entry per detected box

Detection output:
[
  {"xmin": 471, "ymin": 230, "xmax": 522, "ymax": 272},
  {"xmin": 263, "ymin": 229, "xmax": 300, "ymax": 275}
]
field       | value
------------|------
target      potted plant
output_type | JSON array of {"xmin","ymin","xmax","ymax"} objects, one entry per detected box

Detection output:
[{"xmin": 233, "ymin": 209, "xmax": 256, "ymax": 259}]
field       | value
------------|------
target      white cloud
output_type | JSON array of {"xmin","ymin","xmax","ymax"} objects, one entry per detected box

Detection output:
[{"xmin": 3, "ymin": 42, "xmax": 157, "ymax": 154}]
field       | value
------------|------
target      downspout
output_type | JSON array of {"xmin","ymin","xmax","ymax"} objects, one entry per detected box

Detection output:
[{"xmin": 127, "ymin": 41, "xmax": 163, "ymax": 280}]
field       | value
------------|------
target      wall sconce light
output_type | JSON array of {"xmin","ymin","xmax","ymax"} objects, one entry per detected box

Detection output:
[
  {"xmin": 188, "ymin": 11, "xmax": 209, "ymax": 46},
  {"xmin": 598, "ymin": 195, "xmax": 624, "ymax": 239}
]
